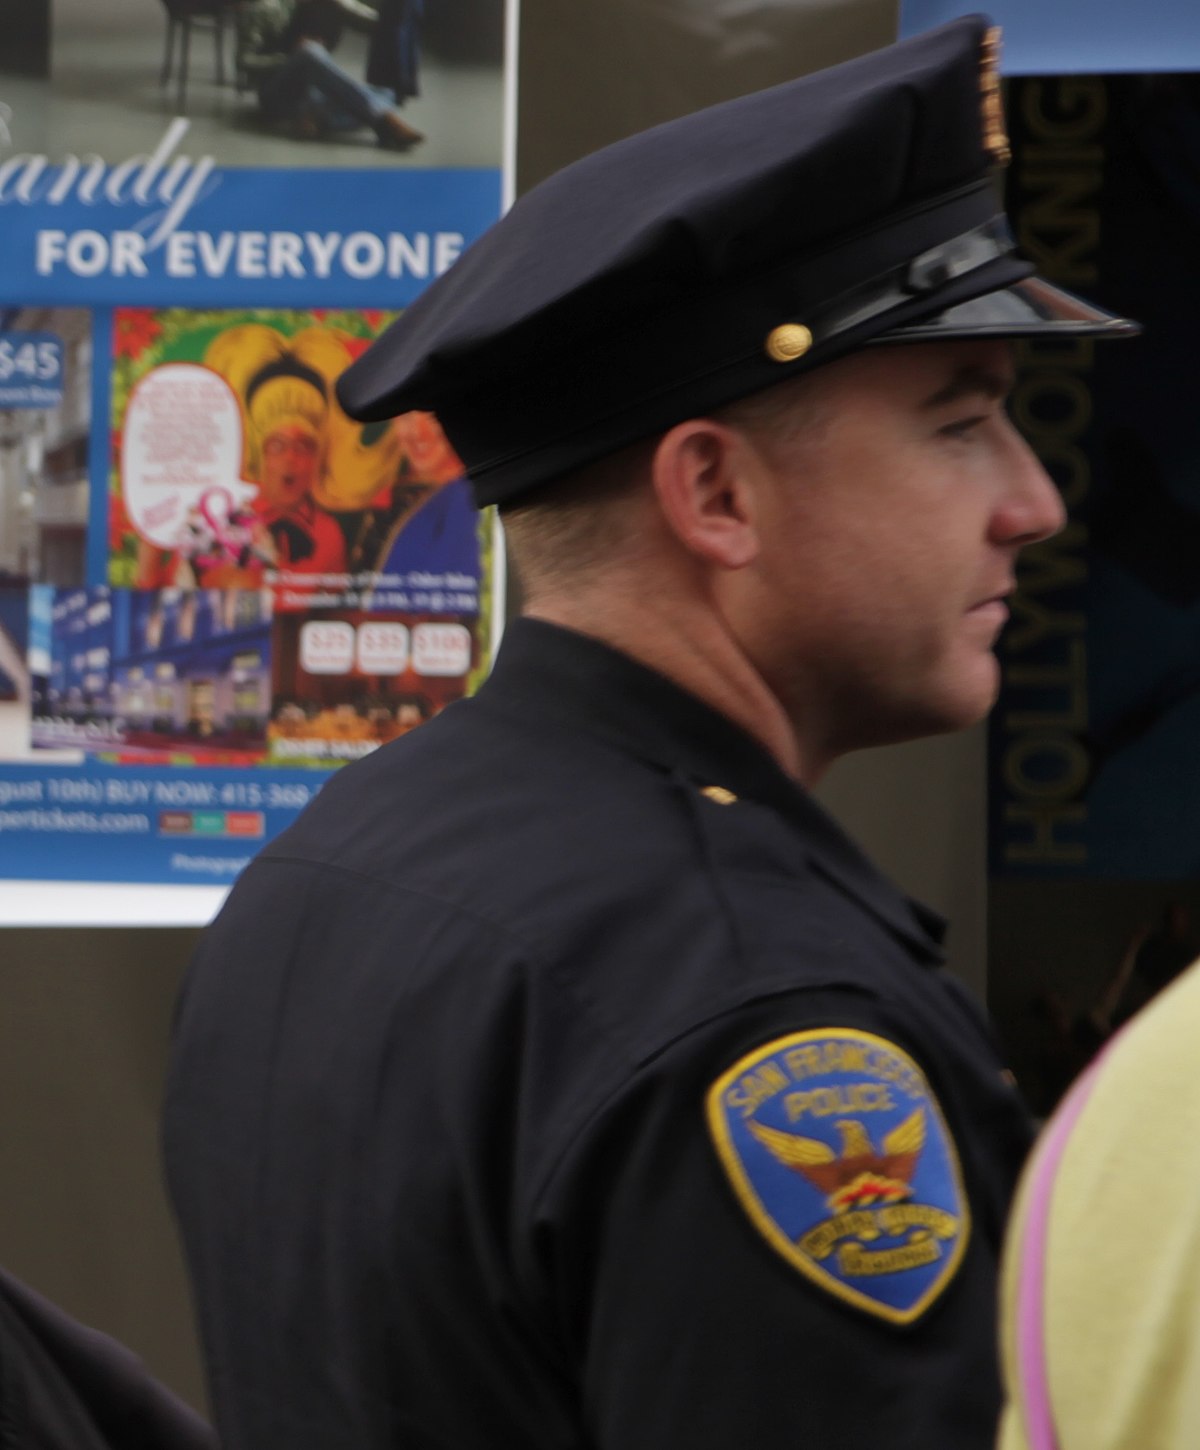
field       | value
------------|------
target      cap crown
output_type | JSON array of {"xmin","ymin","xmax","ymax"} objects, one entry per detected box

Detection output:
[{"xmin": 337, "ymin": 15, "xmax": 1125, "ymax": 506}]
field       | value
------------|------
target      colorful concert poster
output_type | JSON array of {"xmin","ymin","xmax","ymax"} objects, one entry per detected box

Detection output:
[{"xmin": 0, "ymin": 0, "xmax": 510, "ymax": 905}]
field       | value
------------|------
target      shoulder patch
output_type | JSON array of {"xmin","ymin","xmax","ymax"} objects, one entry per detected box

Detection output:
[{"xmin": 705, "ymin": 1027, "xmax": 969, "ymax": 1324}]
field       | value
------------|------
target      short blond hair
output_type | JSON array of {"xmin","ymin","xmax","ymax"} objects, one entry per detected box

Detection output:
[{"xmin": 500, "ymin": 437, "xmax": 655, "ymax": 600}]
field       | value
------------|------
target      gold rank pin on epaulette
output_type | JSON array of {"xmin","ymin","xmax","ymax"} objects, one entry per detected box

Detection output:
[
  {"xmin": 700, "ymin": 785, "xmax": 738, "ymax": 806},
  {"xmin": 979, "ymin": 26, "xmax": 1011, "ymax": 168}
]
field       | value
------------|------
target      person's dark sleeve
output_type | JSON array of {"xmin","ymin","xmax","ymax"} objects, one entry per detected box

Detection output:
[{"xmin": 529, "ymin": 991, "xmax": 1008, "ymax": 1450}]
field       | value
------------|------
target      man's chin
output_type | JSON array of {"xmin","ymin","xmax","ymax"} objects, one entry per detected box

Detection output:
[
  {"xmin": 938, "ymin": 660, "xmax": 1001, "ymax": 732},
  {"xmin": 888, "ymin": 665, "xmax": 1000, "ymax": 745}
]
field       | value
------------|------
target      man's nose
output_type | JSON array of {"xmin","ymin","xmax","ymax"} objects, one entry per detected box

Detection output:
[{"xmin": 992, "ymin": 425, "xmax": 1067, "ymax": 546}]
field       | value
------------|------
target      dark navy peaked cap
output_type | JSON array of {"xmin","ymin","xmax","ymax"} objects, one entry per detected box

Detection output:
[{"xmin": 338, "ymin": 14, "xmax": 1138, "ymax": 508}]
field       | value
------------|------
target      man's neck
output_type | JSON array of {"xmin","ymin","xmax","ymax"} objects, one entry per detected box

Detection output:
[{"xmin": 522, "ymin": 597, "xmax": 821, "ymax": 785}]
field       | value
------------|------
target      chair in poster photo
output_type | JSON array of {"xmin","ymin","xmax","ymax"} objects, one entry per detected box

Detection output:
[{"xmin": 158, "ymin": 0, "xmax": 242, "ymax": 112}]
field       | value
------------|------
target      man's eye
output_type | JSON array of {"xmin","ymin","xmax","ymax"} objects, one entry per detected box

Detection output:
[{"xmin": 939, "ymin": 415, "xmax": 986, "ymax": 439}]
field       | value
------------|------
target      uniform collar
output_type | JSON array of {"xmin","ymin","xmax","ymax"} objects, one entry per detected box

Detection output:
[{"xmin": 478, "ymin": 619, "xmax": 946, "ymax": 962}]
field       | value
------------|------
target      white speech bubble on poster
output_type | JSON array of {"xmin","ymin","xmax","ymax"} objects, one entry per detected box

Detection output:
[
  {"xmin": 412, "ymin": 622, "xmax": 471, "ymax": 677},
  {"xmin": 300, "ymin": 620, "xmax": 356, "ymax": 675},
  {"xmin": 356, "ymin": 622, "xmax": 409, "ymax": 675},
  {"xmin": 121, "ymin": 364, "xmax": 257, "ymax": 549}
]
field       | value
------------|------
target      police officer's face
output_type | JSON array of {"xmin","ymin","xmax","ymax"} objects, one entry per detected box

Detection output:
[{"xmin": 741, "ymin": 339, "xmax": 1063, "ymax": 754}]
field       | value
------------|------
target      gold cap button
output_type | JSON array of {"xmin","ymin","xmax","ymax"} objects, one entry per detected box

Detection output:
[
  {"xmin": 700, "ymin": 785, "xmax": 738, "ymax": 806},
  {"xmin": 765, "ymin": 323, "xmax": 813, "ymax": 363}
]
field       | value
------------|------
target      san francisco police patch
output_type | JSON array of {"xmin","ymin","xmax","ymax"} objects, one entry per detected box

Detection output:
[{"xmin": 706, "ymin": 1028, "xmax": 969, "ymax": 1324}]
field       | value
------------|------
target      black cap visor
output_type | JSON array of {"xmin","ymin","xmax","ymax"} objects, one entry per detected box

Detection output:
[{"xmin": 879, "ymin": 273, "xmax": 1141, "ymax": 342}]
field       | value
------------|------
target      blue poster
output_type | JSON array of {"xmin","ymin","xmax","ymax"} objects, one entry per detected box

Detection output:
[
  {"xmin": 899, "ymin": 2, "xmax": 1200, "ymax": 74},
  {"xmin": 0, "ymin": 0, "xmax": 510, "ymax": 909}
]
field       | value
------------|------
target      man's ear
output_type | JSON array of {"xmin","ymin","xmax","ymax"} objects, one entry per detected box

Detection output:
[{"xmin": 650, "ymin": 419, "xmax": 763, "ymax": 570}]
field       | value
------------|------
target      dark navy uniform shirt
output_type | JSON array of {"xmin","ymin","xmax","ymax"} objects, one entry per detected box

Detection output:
[
  {"xmin": 0, "ymin": 1265, "xmax": 214, "ymax": 1450},
  {"xmin": 164, "ymin": 618, "xmax": 1033, "ymax": 1449}
]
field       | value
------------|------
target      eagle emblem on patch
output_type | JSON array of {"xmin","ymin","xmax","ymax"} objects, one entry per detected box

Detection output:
[{"xmin": 706, "ymin": 1028, "xmax": 969, "ymax": 1324}]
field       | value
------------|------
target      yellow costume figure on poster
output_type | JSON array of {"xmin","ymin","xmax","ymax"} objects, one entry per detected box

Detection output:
[
  {"xmin": 205, "ymin": 323, "xmax": 401, "ymax": 583},
  {"xmin": 136, "ymin": 322, "xmax": 401, "ymax": 590}
]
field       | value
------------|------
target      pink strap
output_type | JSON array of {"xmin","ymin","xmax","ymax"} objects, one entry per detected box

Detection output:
[{"xmin": 1013, "ymin": 1055, "xmax": 1106, "ymax": 1450}]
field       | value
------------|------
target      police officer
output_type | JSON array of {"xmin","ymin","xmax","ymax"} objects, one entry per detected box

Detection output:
[{"xmin": 163, "ymin": 17, "xmax": 1137, "ymax": 1449}]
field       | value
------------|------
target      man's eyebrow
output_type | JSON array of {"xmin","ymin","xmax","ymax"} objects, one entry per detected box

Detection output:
[{"xmin": 920, "ymin": 365, "xmax": 1014, "ymax": 409}]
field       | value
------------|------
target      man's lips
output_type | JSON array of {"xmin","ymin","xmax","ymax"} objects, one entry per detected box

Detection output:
[
  {"xmin": 970, "ymin": 599, "xmax": 1008, "ymax": 625},
  {"xmin": 967, "ymin": 587, "xmax": 1013, "ymax": 628}
]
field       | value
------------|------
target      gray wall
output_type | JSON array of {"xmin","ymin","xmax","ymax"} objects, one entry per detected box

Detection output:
[
  {"xmin": 0, "ymin": 0, "xmax": 994, "ymax": 1417},
  {"xmin": 0, "ymin": 930, "xmax": 206, "ymax": 1408},
  {"xmin": 818, "ymin": 730, "xmax": 988, "ymax": 995},
  {"xmin": 518, "ymin": 0, "xmax": 897, "ymax": 189}
]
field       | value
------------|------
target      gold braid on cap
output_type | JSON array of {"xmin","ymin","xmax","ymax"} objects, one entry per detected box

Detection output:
[{"xmin": 979, "ymin": 27, "xmax": 1011, "ymax": 168}]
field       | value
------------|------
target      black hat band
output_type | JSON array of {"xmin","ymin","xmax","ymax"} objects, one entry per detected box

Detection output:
[{"xmin": 801, "ymin": 215, "xmax": 1021, "ymax": 349}]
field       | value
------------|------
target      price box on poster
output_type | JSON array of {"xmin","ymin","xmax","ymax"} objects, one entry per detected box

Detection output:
[{"xmin": 0, "ymin": 332, "xmax": 64, "ymax": 407}]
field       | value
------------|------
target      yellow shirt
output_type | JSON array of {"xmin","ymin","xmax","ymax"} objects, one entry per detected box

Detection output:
[{"xmin": 998, "ymin": 959, "xmax": 1200, "ymax": 1450}]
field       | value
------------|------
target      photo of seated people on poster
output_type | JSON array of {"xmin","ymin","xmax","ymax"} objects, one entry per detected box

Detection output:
[
  {"xmin": 108, "ymin": 307, "xmax": 485, "ymax": 617},
  {"xmin": 3, "ymin": 0, "xmax": 504, "ymax": 171}
]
